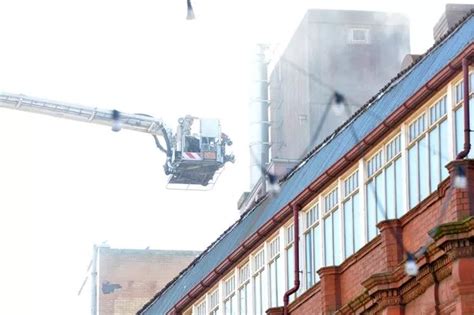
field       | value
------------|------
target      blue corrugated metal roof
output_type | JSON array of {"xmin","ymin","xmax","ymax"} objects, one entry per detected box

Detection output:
[{"xmin": 141, "ymin": 14, "xmax": 474, "ymax": 315}]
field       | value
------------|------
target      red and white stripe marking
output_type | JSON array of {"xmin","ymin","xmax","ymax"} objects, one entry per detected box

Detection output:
[{"xmin": 182, "ymin": 152, "xmax": 202, "ymax": 160}]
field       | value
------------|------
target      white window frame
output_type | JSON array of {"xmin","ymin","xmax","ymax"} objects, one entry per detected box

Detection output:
[
  {"xmin": 322, "ymin": 186, "xmax": 342, "ymax": 266},
  {"xmin": 237, "ymin": 262, "xmax": 250, "ymax": 315},
  {"xmin": 251, "ymin": 249, "xmax": 266, "ymax": 315},
  {"xmin": 406, "ymin": 95, "xmax": 449, "ymax": 209},
  {"xmin": 342, "ymin": 169, "xmax": 362, "ymax": 259},
  {"xmin": 223, "ymin": 274, "xmax": 237, "ymax": 315},
  {"xmin": 208, "ymin": 288, "xmax": 219, "ymax": 315},
  {"xmin": 453, "ymin": 73, "xmax": 474, "ymax": 158},
  {"xmin": 267, "ymin": 236, "xmax": 282, "ymax": 308},
  {"xmin": 194, "ymin": 299, "xmax": 207, "ymax": 315},
  {"xmin": 303, "ymin": 202, "xmax": 321, "ymax": 289}
]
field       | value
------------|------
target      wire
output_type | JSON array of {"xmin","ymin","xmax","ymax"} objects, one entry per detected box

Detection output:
[
  {"xmin": 264, "ymin": 56, "xmax": 466, "ymax": 276},
  {"xmin": 336, "ymin": 91, "xmax": 461, "ymax": 275},
  {"xmin": 187, "ymin": 0, "xmax": 195, "ymax": 20},
  {"xmin": 249, "ymin": 90, "xmax": 338, "ymax": 194}
]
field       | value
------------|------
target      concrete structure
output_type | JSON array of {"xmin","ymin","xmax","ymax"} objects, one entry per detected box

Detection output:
[
  {"xmin": 268, "ymin": 9, "xmax": 410, "ymax": 177},
  {"xmin": 97, "ymin": 248, "xmax": 199, "ymax": 315},
  {"xmin": 242, "ymin": 9, "xmax": 410, "ymax": 213},
  {"xmin": 138, "ymin": 7, "xmax": 474, "ymax": 315},
  {"xmin": 434, "ymin": 3, "xmax": 474, "ymax": 40}
]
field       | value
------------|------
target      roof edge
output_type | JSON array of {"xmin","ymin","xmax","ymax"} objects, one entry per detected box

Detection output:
[
  {"xmin": 166, "ymin": 42, "xmax": 474, "ymax": 315},
  {"xmin": 138, "ymin": 12, "xmax": 474, "ymax": 315}
]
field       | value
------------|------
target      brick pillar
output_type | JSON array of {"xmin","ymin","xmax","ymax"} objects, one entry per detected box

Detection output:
[
  {"xmin": 317, "ymin": 266, "xmax": 340, "ymax": 314},
  {"xmin": 446, "ymin": 159, "xmax": 474, "ymax": 221},
  {"xmin": 451, "ymin": 257, "xmax": 474, "ymax": 315},
  {"xmin": 377, "ymin": 219, "xmax": 403, "ymax": 271}
]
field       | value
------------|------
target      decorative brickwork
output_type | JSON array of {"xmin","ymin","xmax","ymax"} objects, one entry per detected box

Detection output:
[{"xmin": 284, "ymin": 162, "xmax": 474, "ymax": 314}]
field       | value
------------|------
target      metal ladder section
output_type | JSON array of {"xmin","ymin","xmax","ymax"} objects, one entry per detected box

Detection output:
[{"xmin": 0, "ymin": 92, "xmax": 166, "ymax": 136}]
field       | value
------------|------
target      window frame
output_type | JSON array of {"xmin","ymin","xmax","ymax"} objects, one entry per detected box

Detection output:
[
  {"xmin": 406, "ymin": 95, "xmax": 448, "ymax": 208},
  {"xmin": 342, "ymin": 169, "xmax": 361, "ymax": 259},
  {"xmin": 303, "ymin": 202, "xmax": 321, "ymax": 289},
  {"xmin": 321, "ymin": 186, "xmax": 342, "ymax": 266}
]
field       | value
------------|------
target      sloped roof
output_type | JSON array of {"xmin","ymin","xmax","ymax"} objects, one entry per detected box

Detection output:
[{"xmin": 140, "ymin": 12, "xmax": 474, "ymax": 315}]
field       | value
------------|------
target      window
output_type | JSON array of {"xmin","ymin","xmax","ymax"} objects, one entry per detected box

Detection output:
[
  {"xmin": 349, "ymin": 28, "xmax": 370, "ymax": 44},
  {"xmin": 252, "ymin": 250, "xmax": 266, "ymax": 315},
  {"xmin": 195, "ymin": 300, "xmax": 206, "ymax": 315},
  {"xmin": 343, "ymin": 171, "xmax": 363, "ymax": 258},
  {"xmin": 408, "ymin": 97, "xmax": 448, "ymax": 209},
  {"xmin": 303, "ymin": 204, "xmax": 321, "ymax": 288},
  {"xmin": 285, "ymin": 225, "xmax": 295, "ymax": 301},
  {"xmin": 208, "ymin": 289, "xmax": 219, "ymax": 315},
  {"xmin": 366, "ymin": 134, "xmax": 404, "ymax": 240},
  {"xmin": 223, "ymin": 276, "xmax": 237, "ymax": 315},
  {"xmin": 268, "ymin": 237, "xmax": 283, "ymax": 308},
  {"xmin": 238, "ymin": 264, "xmax": 250, "ymax": 315},
  {"xmin": 323, "ymin": 188, "xmax": 342, "ymax": 266},
  {"xmin": 454, "ymin": 77, "xmax": 474, "ymax": 158}
]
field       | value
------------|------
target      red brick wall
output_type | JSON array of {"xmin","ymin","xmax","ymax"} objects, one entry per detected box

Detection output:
[
  {"xmin": 338, "ymin": 240, "xmax": 384, "ymax": 303},
  {"xmin": 289, "ymin": 286, "xmax": 322, "ymax": 315},
  {"xmin": 98, "ymin": 248, "xmax": 199, "ymax": 315},
  {"xmin": 279, "ymin": 160, "xmax": 474, "ymax": 315}
]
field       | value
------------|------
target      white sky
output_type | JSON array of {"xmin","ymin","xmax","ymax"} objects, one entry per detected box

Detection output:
[{"xmin": 0, "ymin": 1, "xmax": 471, "ymax": 314}]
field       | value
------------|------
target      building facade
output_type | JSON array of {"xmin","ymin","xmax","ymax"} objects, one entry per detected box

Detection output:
[
  {"xmin": 268, "ymin": 9, "xmax": 410, "ymax": 176},
  {"xmin": 139, "ymin": 10, "xmax": 474, "ymax": 315},
  {"xmin": 97, "ymin": 247, "xmax": 199, "ymax": 315},
  {"xmin": 244, "ymin": 9, "xmax": 410, "ymax": 212}
]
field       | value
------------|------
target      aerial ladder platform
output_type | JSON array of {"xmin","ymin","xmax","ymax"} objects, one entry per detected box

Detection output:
[{"xmin": 0, "ymin": 92, "xmax": 234, "ymax": 187}]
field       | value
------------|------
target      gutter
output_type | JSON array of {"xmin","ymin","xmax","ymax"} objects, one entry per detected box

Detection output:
[{"xmin": 165, "ymin": 43, "xmax": 474, "ymax": 315}]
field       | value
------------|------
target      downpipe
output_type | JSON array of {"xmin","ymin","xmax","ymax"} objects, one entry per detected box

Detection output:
[
  {"xmin": 456, "ymin": 57, "xmax": 472, "ymax": 159},
  {"xmin": 283, "ymin": 204, "xmax": 301, "ymax": 315}
]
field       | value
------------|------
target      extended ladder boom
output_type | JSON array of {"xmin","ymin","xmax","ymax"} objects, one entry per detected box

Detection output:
[
  {"xmin": 0, "ymin": 91, "xmax": 234, "ymax": 188},
  {"xmin": 0, "ymin": 92, "xmax": 167, "ymax": 136}
]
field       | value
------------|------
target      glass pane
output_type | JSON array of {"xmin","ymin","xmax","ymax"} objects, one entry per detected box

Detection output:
[
  {"xmin": 344, "ymin": 199, "xmax": 354, "ymax": 258},
  {"xmin": 224, "ymin": 300, "xmax": 230, "ymax": 315},
  {"xmin": 375, "ymin": 173, "xmax": 386, "ymax": 222},
  {"xmin": 386, "ymin": 164, "xmax": 396, "ymax": 219},
  {"xmin": 419, "ymin": 137, "xmax": 429, "ymax": 200},
  {"xmin": 286, "ymin": 246, "xmax": 295, "ymax": 302},
  {"xmin": 261, "ymin": 272, "xmax": 267, "ymax": 314},
  {"xmin": 352, "ymin": 193, "xmax": 364, "ymax": 251},
  {"xmin": 253, "ymin": 274, "xmax": 261, "ymax": 315},
  {"xmin": 269, "ymin": 262, "xmax": 276, "ymax": 307},
  {"xmin": 367, "ymin": 180, "xmax": 377, "ymax": 240},
  {"xmin": 429, "ymin": 127, "xmax": 440, "ymax": 192},
  {"xmin": 395, "ymin": 158, "xmax": 405, "ymax": 217},
  {"xmin": 304, "ymin": 232, "xmax": 313, "ymax": 288},
  {"xmin": 408, "ymin": 146, "xmax": 418, "ymax": 208},
  {"xmin": 286, "ymin": 247, "xmax": 293, "ymax": 289},
  {"xmin": 232, "ymin": 295, "xmax": 237, "ymax": 315},
  {"xmin": 469, "ymin": 99, "xmax": 474, "ymax": 159},
  {"xmin": 333, "ymin": 208, "xmax": 343, "ymax": 265},
  {"xmin": 440, "ymin": 120, "xmax": 449, "ymax": 179},
  {"xmin": 314, "ymin": 225, "xmax": 321, "ymax": 282},
  {"xmin": 239, "ymin": 284, "xmax": 248, "ymax": 315},
  {"xmin": 324, "ymin": 216, "xmax": 333, "ymax": 266},
  {"xmin": 276, "ymin": 257, "xmax": 283, "ymax": 306},
  {"xmin": 455, "ymin": 108, "xmax": 463, "ymax": 156}
]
